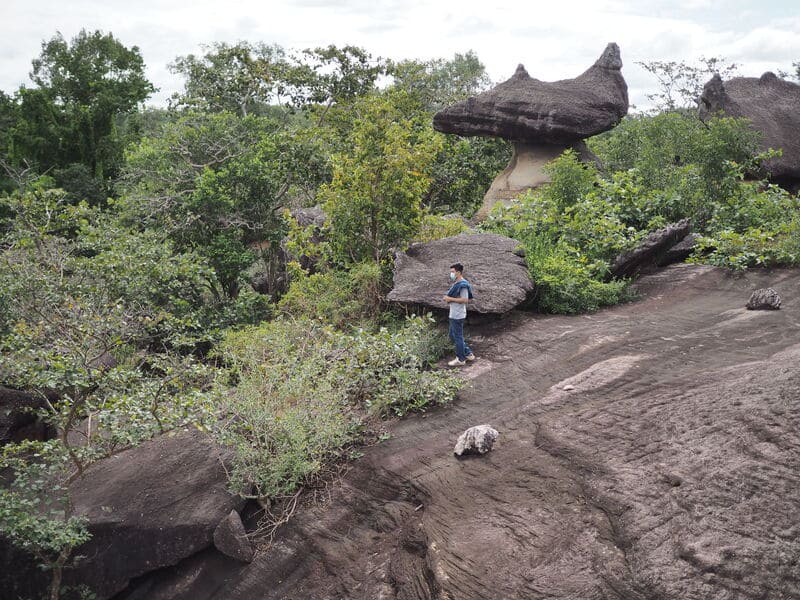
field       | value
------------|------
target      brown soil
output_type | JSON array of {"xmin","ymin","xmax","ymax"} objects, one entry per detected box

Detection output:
[{"xmin": 149, "ymin": 265, "xmax": 800, "ymax": 600}]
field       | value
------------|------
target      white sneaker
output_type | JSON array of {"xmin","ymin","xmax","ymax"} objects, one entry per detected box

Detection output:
[
  {"xmin": 448, "ymin": 358, "xmax": 466, "ymax": 367},
  {"xmin": 465, "ymin": 354, "xmax": 476, "ymax": 362}
]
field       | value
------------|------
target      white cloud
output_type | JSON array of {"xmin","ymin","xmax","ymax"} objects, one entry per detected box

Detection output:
[{"xmin": 1, "ymin": 0, "xmax": 799, "ymax": 108}]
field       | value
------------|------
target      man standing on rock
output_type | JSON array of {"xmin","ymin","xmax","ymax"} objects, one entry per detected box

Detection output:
[{"xmin": 443, "ymin": 263, "xmax": 475, "ymax": 366}]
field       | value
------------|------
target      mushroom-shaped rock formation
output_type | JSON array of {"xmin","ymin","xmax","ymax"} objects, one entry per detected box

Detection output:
[
  {"xmin": 700, "ymin": 73, "xmax": 800, "ymax": 189},
  {"xmin": 386, "ymin": 233, "xmax": 534, "ymax": 314},
  {"xmin": 434, "ymin": 43, "xmax": 629, "ymax": 219}
]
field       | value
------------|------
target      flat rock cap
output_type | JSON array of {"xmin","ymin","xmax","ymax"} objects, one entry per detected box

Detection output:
[{"xmin": 432, "ymin": 43, "xmax": 629, "ymax": 144}]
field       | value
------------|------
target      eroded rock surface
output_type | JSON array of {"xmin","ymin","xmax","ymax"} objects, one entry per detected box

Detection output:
[
  {"xmin": 214, "ymin": 510, "xmax": 254, "ymax": 563},
  {"xmin": 387, "ymin": 233, "xmax": 533, "ymax": 314},
  {"xmin": 611, "ymin": 219, "xmax": 692, "ymax": 278},
  {"xmin": 700, "ymin": 72, "xmax": 800, "ymax": 186},
  {"xmin": 433, "ymin": 43, "xmax": 628, "ymax": 220},
  {"xmin": 173, "ymin": 264, "xmax": 800, "ymax": 600}
]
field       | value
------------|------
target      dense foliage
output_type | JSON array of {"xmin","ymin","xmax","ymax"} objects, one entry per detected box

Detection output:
[{"xmin": 217, "ymin": 315, "xmax": 459, "ymax": 500}]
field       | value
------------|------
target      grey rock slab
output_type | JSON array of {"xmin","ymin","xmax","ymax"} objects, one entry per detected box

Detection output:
[
  {"xmin": 454, "ymin": 425, "xmax": 499, "ymax": 456},
  {"xmin": 655, "ymin": 233, "xmax": 699, "ymax": 267},
  {"xmin": 386, "ymin": 233, "xmax": 534, "ymax": 314},
  {"xmin": 433, "ymin": 43, "xmax": 628, "ymax": 145},
  {"xmin": 611, "ymin": 219, "xmax": 692, "ymax": 279}
]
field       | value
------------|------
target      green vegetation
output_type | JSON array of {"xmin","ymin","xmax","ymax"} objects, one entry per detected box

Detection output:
[
  {"xmin": 216, "ymin": 315, "xmax": 459, "ymax": 500},
  {"xmin": 1, "ymin": 31, "xmax": 798, "ymax": 598},
  {"xmin": 483, "ymin": 108, "xmax": 799, "ymax": 313}
]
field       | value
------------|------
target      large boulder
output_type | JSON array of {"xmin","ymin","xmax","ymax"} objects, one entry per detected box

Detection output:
[
  {"xmin": 387, "ymin": 233, "xmax": 533, "ymax": 314},
  {"xmin": 433, "ymin": 43, "xmax": 628, "ymax": 144},
  {"xmin": 611, "ymin": 219, "xmax": 692, "ymax": 279},
  {"xmin": 63, "ymin": 428, "xmax": 244, "ymax": 599},
  {"xmin": 699, "ymin": 73, "xmax": 800, "ymax": 187}
]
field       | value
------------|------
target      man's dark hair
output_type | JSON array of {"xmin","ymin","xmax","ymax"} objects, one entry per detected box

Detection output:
[{"xmin": 450, "ymin": 263, "xmax": 463, "ymax": 273}]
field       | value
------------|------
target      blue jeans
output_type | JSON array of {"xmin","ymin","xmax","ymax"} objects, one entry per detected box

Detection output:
[{"xmin": 448, "ymin": 318, "xmax": 473, "ymax": 361}]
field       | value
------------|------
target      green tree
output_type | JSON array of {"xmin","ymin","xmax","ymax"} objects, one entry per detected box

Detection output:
[
  {"xmin": 637, "ymin": 56, "xmax": 738, "ymax": 112},
  {"xmin": 320, "ymin": 92, "xmax": 441, "ymax": 265},
  {"xmin": 0, "ymin": 184, "xmax": 222, "ymax": 599},
  {"xmin": 12, "ymin": 29, "xmax": 154, "ymax": 182},
  {"xmin": 121, "ymin": 112, "xmax": 325, "ymax": 297},
  {"xmin": 170, "ymin": 42, "xmax": 290, "ymax": 117},
  {"xmin": 388, "ymin": 51, "xmax": 490, "ymax": 112},
  {"xmin": 385, "ymin": 52, "xmax": 510, "ymax": 215}
]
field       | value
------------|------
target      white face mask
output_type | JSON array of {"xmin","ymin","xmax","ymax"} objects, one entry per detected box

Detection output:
[{"xmin": 449, "ymin": 272, "xmax": 456, "ymax": 281}]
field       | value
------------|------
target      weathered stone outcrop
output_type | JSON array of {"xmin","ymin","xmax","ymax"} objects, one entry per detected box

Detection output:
[
  {"xmin": 655, "ymin": 232, "xmax": 699, "ymax": 267},
  {"xmin": 700, "ymin": 73, "xmax": 800, "ymax": 187},
  {"xmin": 454, "ymin": 425, "xmax": 499, "ymax": 456},
  {"xmin": 64, "ymin": 429, "xmax": 244, "ymax": 599},
  {"xmin": 611, "ymin": 219, "xmax": 692, "ymax": 278},
  {"xmin": 433, "ymin": 43, "xmax": 628, "ymax": 219},
  {"xmin": 387, "ymin": 233, "xmax": 533, "ymax": 314}
]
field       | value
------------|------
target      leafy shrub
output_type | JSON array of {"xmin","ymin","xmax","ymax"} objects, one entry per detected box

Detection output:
[
  {"xmin": 215, "ymin": 315, "xmax": 460, "ymax": 499},
  {"xmin": 414, "ymin": 212, "xmax": 470, "ymax": 243},
  {"xmin": 278, "ymin": 261, "xmax": 383, "ymax": 328},
  {"xmin": 541, "ymin": 149, "xmax": 597, "ymax": 211},
  {"xmin": 692, "ymin": 223, "xmax": 800, "ymax": 270},
  {"xmin": 708, "ymin": 182, "xmax": 799, "ymax": 234},
  {"xmin": 589, "ymin": 113, "xmax": 764, "ymax": 227},
  {"xmin": 524, "ymin": 236, "xmax": 630, "ymax": 314}
]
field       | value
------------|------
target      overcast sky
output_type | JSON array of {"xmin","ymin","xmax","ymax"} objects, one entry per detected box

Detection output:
[{"xmin": 1, "ymin": 0, "xmax": 798, "ymax": 110}]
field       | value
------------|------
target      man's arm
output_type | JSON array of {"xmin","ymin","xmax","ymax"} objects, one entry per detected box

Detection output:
[{"xmin": 443, "ymin": 287, "xmax": 470, "ymax": 304}]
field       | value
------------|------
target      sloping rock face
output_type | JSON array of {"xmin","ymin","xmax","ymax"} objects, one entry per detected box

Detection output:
[
  {"xmin": 214, "ymin": 509, "xmax": 254, "ymax": 562},
  {"xmin": 700, "ymin": 73, "xmax": 800, "ymax": 185},
  {"xmin": 126, "ymin": 264, "xmax": 800, "ymax": 599},
  {"xmin": 433, "ymin": 43, "xmax": 629, "ymax": 145},
  {"xmin": 63, "ymin": 429, "xmax": 244, "ymax": 599},
  {"xmin": 655, "ymin": 232, "xmax": 699, "ymax": 267},
  {"xmin": 611, "ymin": 219, "xmax": 692, "ymax": 278},
  {"xmin": 386, "ymin": 233, "xmax": 533, "ymax": 314}
]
